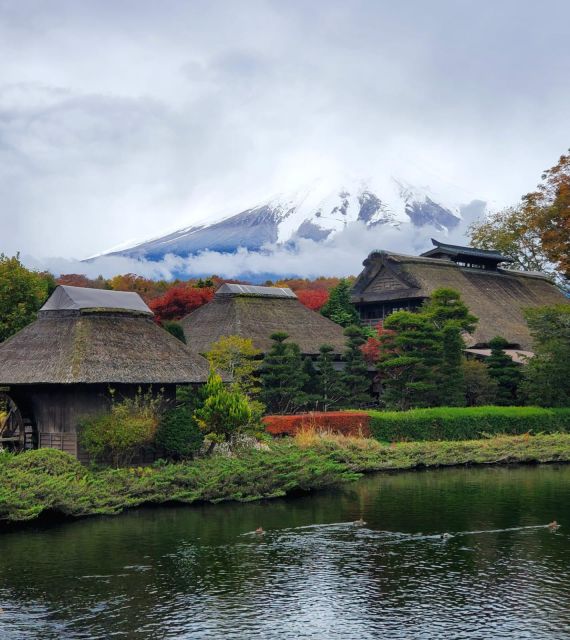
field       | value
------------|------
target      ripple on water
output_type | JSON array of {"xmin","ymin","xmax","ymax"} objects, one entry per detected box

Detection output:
[{"xmin": 1, "ymin": 466, "xmax": 570, "ymax": 639}]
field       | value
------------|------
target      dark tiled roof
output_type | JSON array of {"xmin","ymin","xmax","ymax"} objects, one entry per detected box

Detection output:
[{"xmin": 421, "ymin": 238, "xmax": 514, "ymax": 263}]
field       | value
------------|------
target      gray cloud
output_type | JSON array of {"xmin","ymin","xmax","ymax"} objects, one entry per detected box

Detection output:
[{"xmin": 2, "ymin": 0, "xmax": 569, "ymax": 266}]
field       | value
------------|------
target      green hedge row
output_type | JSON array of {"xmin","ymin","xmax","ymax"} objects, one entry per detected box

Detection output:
[{"xmin": 368, "ymin": 406, "xmax": 570, "ymax": 442}]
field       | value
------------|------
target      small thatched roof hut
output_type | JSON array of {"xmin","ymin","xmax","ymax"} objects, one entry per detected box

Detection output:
[
  {"xmin": 0, "ymin": 285, "xmax": 210, "ymax": 458},
  {"xmin": 181, "ymin": 284, "xmax": 347, "ymax": 356},
  {"xmin": 351, "ymin": 240, "xmax": 568, "ymax": 351}
]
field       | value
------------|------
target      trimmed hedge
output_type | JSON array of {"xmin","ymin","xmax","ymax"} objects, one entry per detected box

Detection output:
[
  {"xmin": 263, "ymin": 412, "xmax": 371, "ymax": 437},
  {"xmin": 368, "ymin": 406, "xmax": 570, "ymax": 442}
]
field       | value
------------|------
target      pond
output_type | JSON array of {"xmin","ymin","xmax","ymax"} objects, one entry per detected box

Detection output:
[{"xmin": 1, "ymin": 465, "xmax": 570, "ymax": 639}]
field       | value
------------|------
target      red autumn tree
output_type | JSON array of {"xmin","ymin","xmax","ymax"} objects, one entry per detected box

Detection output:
[
  {"xmin": 149, "ymin": 285, "xmax": 214, "ymax": 322},
  {"xmin": 296, "ymin": 289, "xmax": 329, "ymax": 311},
  {"xmin": 360, "ymin": 324, "xmax": 397, "ymax": 364}
]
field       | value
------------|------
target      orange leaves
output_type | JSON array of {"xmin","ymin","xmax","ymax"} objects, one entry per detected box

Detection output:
[{"xmin": 263, "ymin": 411, "xmax": 371, "ymax": 437}]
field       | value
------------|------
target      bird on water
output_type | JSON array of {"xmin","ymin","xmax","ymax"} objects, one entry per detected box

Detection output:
[
  {"xmin": 548, "ymin": 521, "xmax": 560, "ymax": 531},
  {"xmin": 354, "ymin": 518, "xmax": 366, "ymax": 526},
  {"xmin": 255, "ymin": 527, "xmax": 264, "ymax": 535}
]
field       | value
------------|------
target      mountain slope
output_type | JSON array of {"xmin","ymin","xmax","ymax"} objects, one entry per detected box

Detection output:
[{"xmin": 106, "ymin": 177, "xmax": 483, "ymax": 262}]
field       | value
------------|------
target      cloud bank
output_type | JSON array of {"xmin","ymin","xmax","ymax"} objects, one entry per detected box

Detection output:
[
  {"xmin": 24, "ymin": 217, "xmax": 472, "ymax": 281},
  {"xmin": 2, "ymin": 0, "xmax": 569, "ymax": 262}
]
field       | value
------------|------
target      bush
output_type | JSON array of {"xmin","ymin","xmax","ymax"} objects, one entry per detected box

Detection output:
[
  {"xmin": 4, "ymin": 448, "xmax": 84, "ymax": 476},
  {"xmin": 194, "ymin": 372, "xmax": 252, "ymax": 442},
  {"xmin": 155, "ymin": 405, "xmax": 203, "ymax": 458},
  {"xmin": 368, "ymin": 406, "xmax": 570, "ymax": 441},
  {"xmin": 264, "ymin": 412, "xmax": 371, "ymax": 437},
  {"xmin": 80, "ymin": 389, "xmax": 162, "ymax": 466}
]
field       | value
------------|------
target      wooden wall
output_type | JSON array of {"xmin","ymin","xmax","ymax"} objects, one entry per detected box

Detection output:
[{"xmin": 9, "ymin": 384, "xmax": 177, "ymax": 460}]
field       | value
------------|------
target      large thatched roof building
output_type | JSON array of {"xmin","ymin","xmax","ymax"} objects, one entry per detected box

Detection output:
[
  {"xmin": 0, "ymin": 286, "xmax": 209, "ymax": 459},
  {"xmin": 181, "ymin": 284, "xmax": 347, "ymax": 356},
  {"xmin": 351, "ymin": 239, "xmax": 568, "ymax": 352}
]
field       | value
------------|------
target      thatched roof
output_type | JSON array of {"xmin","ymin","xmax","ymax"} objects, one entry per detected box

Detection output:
[
  {"xmin": 40, "ymin": 285, "xmax": 152, "ymax": 315},
  {"xmin": 181, "ymin": 286, "xmax": 347, "ymax": 355},
  {"xmin": 0, "ymin": 287, "xmax": 210, "ymax": 384},
  {"xmin": 351, "ymin": 250, "xmax": 568, "ymax": 350}
]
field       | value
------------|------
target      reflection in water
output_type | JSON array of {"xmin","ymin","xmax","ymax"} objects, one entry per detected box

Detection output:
[{"xmin": 1, "ymin": 465, "xmax": 570, "ymax": 638}]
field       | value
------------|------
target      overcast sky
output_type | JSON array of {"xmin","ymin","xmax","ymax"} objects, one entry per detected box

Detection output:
[{"xmin": 1, "ymin": 0, "xmax": 569, "ymax": 266}]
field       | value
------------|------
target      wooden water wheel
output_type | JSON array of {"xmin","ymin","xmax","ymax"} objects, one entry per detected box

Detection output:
[{"xmin": 0, "ymin": 392, "xmax": 27, "ymax": 451}]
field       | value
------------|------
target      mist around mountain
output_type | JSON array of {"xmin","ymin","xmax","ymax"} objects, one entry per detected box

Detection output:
[{"xmin": 88, "ymin": 177, "xmax": 486, "ymax": 280}]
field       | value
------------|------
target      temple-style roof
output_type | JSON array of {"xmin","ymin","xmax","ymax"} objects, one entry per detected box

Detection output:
[
  {"xmin": 351, "ymin": 250, "xmax": 568, "ymax": 350},
  {"xmin": 421, "ymin": 238, "xmax": 513, "ymax": 266},
  {"xmin": 0, "ymin": 287, "xmax": 210, "ymax": 385},
  {"xmin": 181, "ymin": 285, "xmax": 347, "ymax": 355},
  {"xmin": 40, "ymin": 285, "xmax": 152, "ymax": 315}
]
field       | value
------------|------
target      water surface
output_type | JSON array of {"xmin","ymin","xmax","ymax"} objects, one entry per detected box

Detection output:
[{"xmin": 1, "ymin": 465, "xmax": 570, "ymax": 638}]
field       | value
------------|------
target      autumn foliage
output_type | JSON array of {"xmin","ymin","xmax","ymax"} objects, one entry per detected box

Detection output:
[
  {"xmin": 149, "ymin": 285, "xmax": 214, "ymax": 322},
  {"xmin": 296, "ymin": 289, "xmax": 329, "ymax": 311},
  {"xmin": 263, "ymin": 411, "xmax": 371, "ymax": 437},
  {"xmin": 360, "ymin": 324, "xmax": 397, "ymax": 364}
]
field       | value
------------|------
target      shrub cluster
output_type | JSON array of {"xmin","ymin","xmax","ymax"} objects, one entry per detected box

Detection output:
[
  {"xmin": 368, "ymin": 406, "xmax": 570, "ymax": 442},
  {"xmin": 263, "ymin": 412, "xmax": 371, "ymax": 437}
]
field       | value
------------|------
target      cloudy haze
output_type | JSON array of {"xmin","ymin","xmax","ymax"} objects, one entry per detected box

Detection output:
[{"xmin": 1, "ymin": 0, "xmax": 569, "ymax": 275}]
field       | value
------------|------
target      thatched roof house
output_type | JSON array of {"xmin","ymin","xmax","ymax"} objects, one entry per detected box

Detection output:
[
  {"xmin": 0, "ymin": 285, "xmax": 209, "ymax": 458},
  {"xmin": 351, "ymin": 240, "xmax": 568, "ymax": 351},
  {"xmin": 181, "ymin": 284, "xmax": 347, "ymax": 356}
]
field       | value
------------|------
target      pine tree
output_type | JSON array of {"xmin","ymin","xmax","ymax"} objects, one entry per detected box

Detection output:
[
  {"xmin": 379, "ymin": 311, "xmax": 443, "ymax": 409},
  {"xmin": 260, "ymin": 332, "xmax": 308, "ymax": 414},
  {"xmin": 486, "ymin": 336, "xmax": 522, "ymax": 405},
  {"xmin": 316, "ymin": 344, "xmax": 344, "ymax": 411},
  {"xmin": 301, "ymin": 356, "xmax": 320, "ymax": 409},
  {"xmin": 523, "ymin": 305, "xmax": 570, "ymax": 407},
  {"xmin": 422, "ymin": 288, "xmax": 478, "ymax": 332},
  {"xmin": 439, "ymin": 323, "xmax": 466, "ymax": 406},
  {"xmin": 320, "ymin": 279, "xmax": 360, "ymax": 327},
  {"xmin": 340, "ymin": 325, "xmax": 372, "ymax": 408}
]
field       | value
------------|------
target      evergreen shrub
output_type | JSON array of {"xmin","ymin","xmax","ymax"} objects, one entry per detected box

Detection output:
[
  {"xmin": 156, "ymin": 405, "xmax": 203, "ymax": 458},
  {"xmin": 368, "ymin": 406, "xmax": 570, "ymax": 442}
]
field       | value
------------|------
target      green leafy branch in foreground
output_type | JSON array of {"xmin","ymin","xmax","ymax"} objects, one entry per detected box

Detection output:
[{"xmin": 2, "ymin": 433, "xmax": 570, "ymax": 523}]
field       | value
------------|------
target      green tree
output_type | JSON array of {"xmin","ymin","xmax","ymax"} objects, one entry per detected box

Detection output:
[
  {"xmin": 301, "ymin": 356, "xmax": 320, "ymax": 408},
  {"xmin": 462, "ymin": 358, "xmax": 498, "ymax": 406},
  {"xmin": 439, "ymin": 323, "xmax": 466, "ymax": 406},
  {"xmin": 316, "ymin": 344, "xmax": 345, "ymax": 411},
  {"xmin": 206, "ymin": 335, "xmax": 261, "ymax": 396},
  {"xmin": 523, "ymin": 305, "xmax": 570, "ymax": 407},
  {"xmin": 422, "ymin": 288, "xmax": 478, "ymax": 332},
  {"xmin": 486, "ymin": 337, "xmax": 523, "ymax": 405},
  {"xmin": 260, "ymin": 332, "xmax": 308, "ymax": 414},
  {"xmin": 194, "ymin": 371, "xmax": 252, "ymax": 442},
  {"xmin": 340, "ymin": 325, "xmax": 372, "ymax": 408},
  {"xmin": 379, "ymin": 311, "xmax": 443, "ymax": 410},
  {"xmin": 320, "ymin": 279, "xmax": 360, "ymax": 327},
  {"xmin": 0, "ymin": 254, "xmax": 51, "ymax": 342}
]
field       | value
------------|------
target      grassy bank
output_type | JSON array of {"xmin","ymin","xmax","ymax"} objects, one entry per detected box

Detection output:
[{"xmin": 2, "ymin": 432, "xmax": 570, "ymax": 524}]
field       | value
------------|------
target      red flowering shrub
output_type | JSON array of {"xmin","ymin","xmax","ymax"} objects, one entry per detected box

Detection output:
[
  {"xmin": 150, "ymin": 286, "xmax": 214, "ymax": 322},
  {"xmin": 296, "ymin": 289, "xmax": 330, "ymax": 311},
  {"xmin": 263, "ymin": 411, "xmax": 371, "ymax": 437}
]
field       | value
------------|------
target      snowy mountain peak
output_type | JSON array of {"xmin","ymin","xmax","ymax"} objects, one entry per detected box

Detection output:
[{"xmin": 103, "ymin": 177, "xmax": 482, "ymax": 263}]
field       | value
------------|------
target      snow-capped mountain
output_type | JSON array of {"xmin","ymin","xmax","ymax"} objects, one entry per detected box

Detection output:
[{"xmin": 104, "ymin": 177, "xmax": 484, "ymax": 262}]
